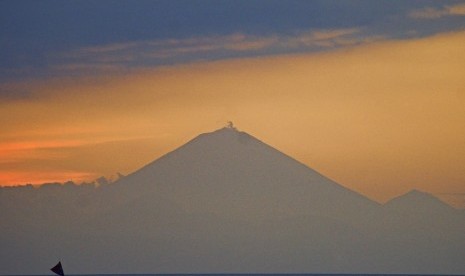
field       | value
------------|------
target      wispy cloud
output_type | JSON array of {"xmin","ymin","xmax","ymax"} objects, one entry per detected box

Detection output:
[
  {"xmin": 49, "ymin": 63, "xmax": 125, "ymax": 75},
  {"xmin": 282, "ymin": 28, "xmax": 372, "ymax": 49},
  {"xmin": 50, "ymin": 28, "xmax": 383, "ymax": 77},
  {"xmin": 60, "ymin": 33, "xmax": 278, "ymax": 63},
  {"xmin": 409, "ymin": 3, "xmax": 465, "ymax": 19}
]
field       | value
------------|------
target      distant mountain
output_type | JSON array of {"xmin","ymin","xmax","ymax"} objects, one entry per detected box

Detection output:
[
  {"xmin": 374, "ymin": 189, "xmax": 465, "ymax": 273},
  {"xmin": 1, "ymin": 127, "xmax": 464, "ymax": 275},
  {"xmin": 385, "ymin": 189, "xmax": 458, "ymax": 215}
]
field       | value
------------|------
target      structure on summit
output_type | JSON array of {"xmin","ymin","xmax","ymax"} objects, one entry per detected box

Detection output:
[{"xmin": 226, "ymin": 121, "xmax": 236, "ymax": 129}]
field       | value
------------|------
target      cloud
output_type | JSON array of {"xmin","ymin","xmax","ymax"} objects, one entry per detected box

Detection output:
[
  {"xmin": 449, "ymin": 3, "xmax": 465, "ymax": 15},
  {"xmin": 409, "ymin": 3, "xmax": 465, "ymax": 19},
  {"xmin": 60, "ymin": 33, "xmax": 279, "ymax": 61},
  {"xmin": 283, "ymin": 28, "xmax": 368, "ymax": 48},
  {"xmin": 3, "ymin": 1, "xmax": 465, "ymax": 85},
  {"xmin": 49, "ymin": 63, "xmax": 125, "ymax": 75},
  {"xmin": 51, "ymin": 28, "xmax": 378, "ymax": 77}
]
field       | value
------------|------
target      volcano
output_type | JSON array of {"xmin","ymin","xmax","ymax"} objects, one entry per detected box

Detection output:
[
  {"xmin": 1, "ymin": 127, "xmax": 464, "ymax": 274},
  {"xmin": 110, "ymin": 126, "xmax": 379, "ymax": 222}
]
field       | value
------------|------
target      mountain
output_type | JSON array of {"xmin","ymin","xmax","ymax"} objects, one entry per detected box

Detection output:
[
  {"xmin": 1, "ymin": 127, "xmax": 464, "ymax": 274},
  {"xmin": 382, "ymin": 189, "xmax": 464, "ymax": 234},
  {"xmin": 110, "ymin": 127, "xmax": 379, "ymax": 222},
  {"xmin": 373, "ymin": 189, "xmax": 465, "ymax": 273},
  {"xmin": 385, "ymin": 189, "xmax": 457, "ymax": 213}
]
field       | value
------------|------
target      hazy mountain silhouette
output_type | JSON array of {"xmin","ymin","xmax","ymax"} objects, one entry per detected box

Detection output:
[{"xmin": 1, "ymin": 127, "xmax": 464, "ymax": 274}]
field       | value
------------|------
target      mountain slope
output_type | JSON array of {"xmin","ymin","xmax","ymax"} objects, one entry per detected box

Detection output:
[{"xmin": 112, "ymin": 127, "xmax": 379, "ymax": 223}]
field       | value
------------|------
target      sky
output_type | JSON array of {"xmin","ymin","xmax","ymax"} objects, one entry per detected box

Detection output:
[{"xmin": 1, "ymin": 1, "xmax": 465, "ymax": 208}]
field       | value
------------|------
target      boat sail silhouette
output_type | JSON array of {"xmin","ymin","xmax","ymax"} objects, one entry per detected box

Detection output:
[{"xmin": 50, "ymin": 261, "xmax": 64, "ymax": 276}]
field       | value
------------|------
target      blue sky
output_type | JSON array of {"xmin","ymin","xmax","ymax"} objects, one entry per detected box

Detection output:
[{"xmin": 2, "ymin": 0, "xmax": 465, "ymax": 83}]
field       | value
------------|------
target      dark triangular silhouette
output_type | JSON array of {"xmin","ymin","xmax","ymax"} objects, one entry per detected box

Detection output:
[{"xmin": 50, "ymin": 261, "xmax": 64, "ymax": 276}]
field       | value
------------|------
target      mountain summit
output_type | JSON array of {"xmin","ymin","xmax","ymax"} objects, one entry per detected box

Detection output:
[
  {"xmin": 115, "ymin": 126, "xmax": 378, "ymax": 222},
  {"xmin": 1, "ymin": 127, "xmax": 464, "ymax": 274},
  {"xmin": 385, "ymin": 189, "xmax": 457, "ymax": 214}
]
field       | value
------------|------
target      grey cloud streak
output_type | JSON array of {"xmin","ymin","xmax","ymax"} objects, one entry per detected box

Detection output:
[{"xmin": 50, "ymin": 28, "xmax": 379, "ymax": 76}]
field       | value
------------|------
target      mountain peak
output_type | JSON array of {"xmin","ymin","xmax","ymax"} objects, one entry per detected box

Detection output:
[
  {"xmin": 204, "ymin": 125, "xmax": 241, "ymax": 136},
  {"xmin": 385, "ymin": 189, "xmax": 455, "ymax": 213},
  {"xmin": 189, "ymin": 125, "xmax": 259, "ymax": 151},
  {"xmin": 207, "ymin": 121, "xmax": 239, "ymax": 134},
  {"xmin": 119, "ymin": 126, "xmax": 378, "ymax": 221},
  {"xmin": 404, "ymin": 189, "xmax": 432, "ymax": 199},
  {"xmin": 403, "ymin": 189, "xmax": 443, "ymax": 202}
]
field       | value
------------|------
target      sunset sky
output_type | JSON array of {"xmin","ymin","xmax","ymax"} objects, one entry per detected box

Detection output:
[{"xmin": 1, "ymin": 1, "xmax": 465, "ymax": 207}]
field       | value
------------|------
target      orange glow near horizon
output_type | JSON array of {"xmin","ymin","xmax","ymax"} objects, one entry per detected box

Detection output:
[
  {"xmin": 1, "ymin": 31, "xmax": 465, "ymax": 207},
  {"xmin": 0, "ymin": 170, "xmax": 97, "ymax": 186},
  {"xmin": 0, "ymin": 171, "xmax": 100, "ymax": 187}
]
